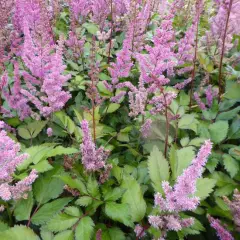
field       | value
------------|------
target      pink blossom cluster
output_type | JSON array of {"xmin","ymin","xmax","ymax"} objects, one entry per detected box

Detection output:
[
  {"xmin": 0, "ymin": 129, "xmax": 38, "ymax": 201},
  {"xmin": 115, "ymin": 78, "xmax": 149, "ymax": 117},
  {"xmin": 174, "ymin": 78, "xmax": 192, "ymax": 90},
  {"xmin": 65, "ymin": 31, "xmax": 85, "ymax": 60},
  {"xmin": 134, "ymin": 224, "xmax": 146, "ymax": 239},
  {"xmin": 149, "ymin": 215, "xmax": 194, "ymax": 232},
  {"xmin": 205, "ymin": 0, "xmax": 240, "ymax": 54},
  {"xmin": 149, "ymin": 91, "xmax": 177, "ymax": 115},
  {"xmin": 80, "ymin": 120, "xmax": 109, "ymax": 172},
  {"xmin": 194, "ymin": 85, "xmax": 218, "ymax": 110},
  {"xmin": 68, "ymin": 0, "xmax": 129, "ymax": 27},
  {"xmin": 107, "ymin": 0, "xmax": 151, "ymax": 88},
  {"xmin": 208, "ymin": 215, "xmax": 234, "ymax": 240},
  {"xmin": 0, "ymin": 120, "xmax": 16, "ymax": 133},
  {"xmin": 69, "ymin": 0, "xmax": 92, "ymax": 20},
  {"xmin": 223, "ymin": 189, "xmax": 240, "ymax": 232},
  {"xmin": 1, "ymin": 62, "xmax": 32, "ymax": 120},
  {"xmin": 149, "ymin": 140, "xmax": 212, "ymax": 235},
  {"xmin": 0, "ymin": 0, "xmax": 15, "ymax": 68},
  {"xmin": 140, "ymin": 119, "xmax": 152, "ymax": 138},
  {"xmin": 177, "ymin": 0, "xmax": 203, "ymax": 72}
]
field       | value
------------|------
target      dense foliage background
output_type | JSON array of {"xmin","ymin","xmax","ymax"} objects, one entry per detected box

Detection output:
[{"xmin": 0, "ymin": 0, "xmax": 240, "ymax": 239}]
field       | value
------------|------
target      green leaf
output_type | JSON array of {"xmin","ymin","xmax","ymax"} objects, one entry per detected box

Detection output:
[
  {"xmin": 176, "ymin": 147, "xmax": 195, "ymax": 178},
  {"xmin": 82, "ymin": 23, "xmax": 99, "ymax": 35},
  {"xmin": 229, "ymin": 146, "xmax": 240, "ymax": 160},
  {"xmin": 209, "ymin": 121, "xmax": 229, "ymax": 144},
  {"xmin": 189, "ymin": 138, "xmax": 206, "ymax": 147},
  {"xmin": 180, "ymin": 137, "xmax": 190, "ymax": 147},
  {"xmin": 33, "ymin": 167, "xmax": 65, "ymax": 204},
  {"xmin": 214, "ymin": 184, "xmax": 236, "ymax": 197},
  {"xmin": 101, "ymin": 227, "xmax": 125, "ymax": 240},
  {"xmin": 104, "ymin": 187, "xmax": 126, "ymax": 202},
  {"xmin": 64, "ymin": 206, "xmax": 81, "ymax": 217},
  {"xmin": 97, "ymin": 82, "xmax": 112, "ymax": 96},
  {"xmin": 0, "ymin": 222, "xmax": 9, "ymax": 232},
  {"xmin": 219, "ymin": 99, "xmax": 238, "ymax": 111},
  {"xmin": 169, "ymin": 145, "xmax": 178, "ymax": 180},
  {"xmin": 0, "ymin": 225, "xmax": 40, "ymax": 240},
  {"xmin": 179, "ymin": 114, "xmax": 198, "ymax": 133},
  {"xmin": 179, "ymin": 91, "xmax": 190, "ymax": 106},
  {"xmin": 215, "ymin": 197, "xmax": 230, "ymax": 211},
  {"xmin": 40, "ymin": 228, "xmax": 53, "ymax": 240},
  {"xmin": 211, "ymin": 171, "xmax": 236, "ymax": 186},
  {"xmin": 57, "ymin": 174, "xmax": 87, "ymax": 194},
  {"xmin": 18, "ymin": 144, "xmax": 56, "ymax": 170},
  {"xmin": 206, "ymin": 157, "xmax": 219, "ymax": 173},
  {"xmin": 31, "ymin": 160, "xmax": 53, "ymax": 173},
  {"xmin": 195, "ymin": 178, "xmax": 216, "ymax": 200},
  {"xmin": 179, "ymin": 114, "xmax": 194, "ymax": 127},
  {"xmin": 104, "ymin": 202, "xmax": 132, "ymax": 227},
  {"xmin": 53, "ymin": 231, "xmax": 74, "ymax": 240},
  {"xmin": 216, "ymin": 106, "xmax": 240, "ymax": 121},
  {"xmin": 14, "ymin": 192, "xmax": 33, "ymax": 221},
  {"xmin": 45, "ymin": 146, "xmax": 78, "ymax": 158},
  {"xmin": 104, "ymin": 104, "xmax": 120, "ymax": 114},
  {"xmin": 87, "ymin": 176, "xmax": 100, "ymax": 198},
  {"xmin": 32, "ymin": 198, "xmax": 72, "ymax": 225},
  {"xmin": 47, "ymin": 213, "xmax": 78, "ymax": 232},
  {"xmin": 148, "ymin": 146, "xmax": 169, "ymax": 192},
  {"xmin": 225, "ymin": 81, "xmax": 240, "ymax": 99},
  {"xmin": 228, "ymin": 118, "xmax": 240, "ymax": 140},
  {"xmin": 121, "ymin": 177, "xmax": 146, "ymax": 222},
  {"xmin": 99, "ymin": 73, "xmax": 111, "ymax": 81},
  {"xmin": 117, "ymin": 133, "xmax": 129, "ymax": 142},
  {"xmin": 54, "ymin": 111, "xmax": 76, "ymax": 135},
  {"xmin": 75, "ymin": 217, "xmax": 95, "ymax": 240},
  {"xmin": 18, "ymin": 121, "xmax": 47, "ymax": 139},
  {"xmin": 223, "ymin": 154, "xmax": 239, "ymax": 178},
  {"xmin": 75, "ymin": 196, "xmax": 92, "ymax": 207}
]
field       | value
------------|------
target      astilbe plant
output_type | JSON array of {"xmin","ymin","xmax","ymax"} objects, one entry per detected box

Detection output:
[
  {"xmin": 0, "ymin": 129, "xmax": 38, "ymax": 201},
  {"xmin": 203, "ymin": 0, "xmax": 240, "ymax": 99},
  {"xmin": 1, "ymin": 0, "xmax": 71, "ymax": 119},
  {"xmin": 148, "ymin": 140, "xmax": 212, "ymax": 239},
  {"xmin": 0, "ymin": 0, "xmax": 240, "ymax": 238}
]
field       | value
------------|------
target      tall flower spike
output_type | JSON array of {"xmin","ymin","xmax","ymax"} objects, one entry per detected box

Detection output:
[
  {"xmin": 80, "ymin": 120, "xmax": 109, "ymax": 172},
  {"xmin": 194, "ymin": 92, "xmax": 206, "ymax": 110},
  {"xmin": 20, "ymin": 21, "xmax": 71, "ymax": 117},
  {"xmin": 107, "ymin": 0, "xmax": 151, "ymax": 88},
  {"xmin": 155, "ymin": 140, "xmax": 212, "ymax": 212},
  {"xmin": 208, "ymin": 215, "xmax": 234, "ymax": 240},
  {"xmin": 149, "ymin": 140, "xmax": 212, "ymax": 237}
]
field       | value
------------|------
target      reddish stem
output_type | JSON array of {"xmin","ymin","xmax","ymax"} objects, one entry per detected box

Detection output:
[
  {"xmin": 189, "ymin": 18, "xmax": 200, "ymax": 107},
  {"xmin": 27, "ymin": 204, "xmax": 40, "ymax": 227},
  {"xmin": 107, "ymin": 0, "xmax": 114, "ymax": 64},
  {"xmin": 163, "ymin": 92, "xmax": 169, "ymax": 159},
  {"xmin": 218, "ymin": 0, "xmax": 234, "ymax": 102},
  {"xmin": 91, "ymin": 88, "xmax": 96, "ymax": 143}
]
